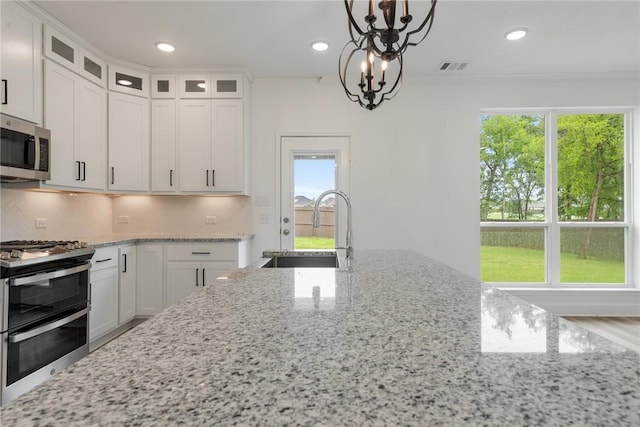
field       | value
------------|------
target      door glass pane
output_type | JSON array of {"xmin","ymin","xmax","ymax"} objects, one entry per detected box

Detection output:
[
  {"xmin": 480, "ymin": 114, "xmax": 545, "ymax": 221},
  {"xmin": 560, "ymin": 227, "xmax": 625, "ymax": 283},
  {"xmin": 185, "ymin": 80, "xmax": 206, "ymax": 92},
  {"xmin": 115, "ymin": 72, "xmax": 143, "ymax": 90},
  {"xmin": 216, "ymin": 80, "xmax": 237, "ymax": 93},
  {"xmin": 481, "ymin": 227, "xmax": 545, "ymax": 282},
  {"xmin": 51, "ymin": 36, "xmax": 74, "ymax": 64},
  {"xmin": 293, "ymin": 155, "xmax": 336, "ymax": 250},
  {"xmin": 83, "ymin": 57, "xmax": 102, "ymax": 79},
  {"xmin": 557, "ymin": 113, "xmax": 625, "ymax": 222}
]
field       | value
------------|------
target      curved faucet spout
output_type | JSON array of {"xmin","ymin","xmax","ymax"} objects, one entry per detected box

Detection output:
[{"xmin": 313, "ymin": 190, "xmax": 353, "ymax": 259}]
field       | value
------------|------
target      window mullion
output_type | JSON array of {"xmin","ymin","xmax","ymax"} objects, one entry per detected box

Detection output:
[{"xmin": 547, "ymin": 112, "xmax": 560, "ymax": 285}]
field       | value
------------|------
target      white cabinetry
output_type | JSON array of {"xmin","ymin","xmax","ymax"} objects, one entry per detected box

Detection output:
[
  {"xmin": 136, "ymin": 244, "xmax": 164, "ymax": 316},
  {"xmin": 90, "ymin": 247, "xmax": 119, "ymax": 342},
  {"xmin": 108, "ymin": 64, "xmax": 149, "ymax": 98},
  {"xmin": 43, "ymin": 24, "xmax": 106, "ymax": 88},
  {"xmin": 178, "ymin": 73, "xmax": 244, "ymax": 99},
  {"xmin": 1, "ymin": 1, "xmax": 42, "ymax": 123},
  {"xmin": 108, "ymin": 92, "xmax": 150, "ymax": 191},
  {"xmin": 177, "ymin": 99, "xmax": 246, "ymax": 193},
  {"xmin": 151, "ymin": 100, "xmax": 177, "ymax": 191},
  {"xmin": 44, "ymin": 60, "xmax": 106, "ymax": 190},
  {"xmin": 151, "ymin": 74, "xmax": 176, "ymax": 98},
  {"xmin": 118, "ymin": 245, "xmax": 136, "ymax": 324},
  {"xmin": 165, "ymin": 242, "xmax": 242, "ymax": 306}
]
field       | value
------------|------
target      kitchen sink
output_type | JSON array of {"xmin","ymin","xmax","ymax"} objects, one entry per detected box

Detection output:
[{"xmin": 260, "ymin": 253, "xmax": 339, "ymax": 268}]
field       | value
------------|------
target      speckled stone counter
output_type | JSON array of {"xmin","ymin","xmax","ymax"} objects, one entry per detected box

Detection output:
[
  {"xmin": 1, "ymin": 250, "xmax": 638, "ymax": 426},
  {"xmin": 82, "ymin": 233, "xmax": 254, "ymax": 248}
]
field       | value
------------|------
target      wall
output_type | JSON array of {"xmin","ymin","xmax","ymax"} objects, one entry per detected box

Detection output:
[{"xmin": 249, "ymin": 75, "xmax": 640, "ymax": 279}]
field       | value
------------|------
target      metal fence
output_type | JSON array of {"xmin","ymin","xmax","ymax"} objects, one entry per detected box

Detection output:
[{"xmin": 295, "ymin": 207, "xmax": 335, "ymax": 238}]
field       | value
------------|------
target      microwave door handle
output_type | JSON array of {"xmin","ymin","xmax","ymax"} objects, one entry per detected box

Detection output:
[
  {"xmin": 10, "ymin": 263, "xmax": 91, "ymax": 287},
  {"xmin": 9, "ymin": 308, "xmax": 89, "ymax": 344}
]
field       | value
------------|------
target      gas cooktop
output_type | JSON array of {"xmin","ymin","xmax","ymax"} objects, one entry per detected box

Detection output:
[{"xmin": 0, "ymin": 240, "xmax": 95, "ymax": 271}]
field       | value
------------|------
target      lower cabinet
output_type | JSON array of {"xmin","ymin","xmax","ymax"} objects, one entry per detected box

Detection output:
[
  {"xmin": 90, "ymin": 247, "xmax": 119, "ymax": 342},
  {"xmin": 166, "ymin": 260, "xmax": 235, "ymax": 306},
  {"xmin": 118, "ymin": 245, "xmax": 136, "ymax": 324},
  {"xmin": 136, "ymin": 244, "xmax": 164, "ymax": 316},
  {"xmin": 164, "ymin": 242, "xmax": 241, "ymax": 306}
]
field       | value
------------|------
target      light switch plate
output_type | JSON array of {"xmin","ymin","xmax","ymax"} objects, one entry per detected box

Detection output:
[
  {"xmin": 206, "ymin": 215, "xmax": 217, "ymax": 224},
  {"xmin": 35, "ymin": 218, "xmax": 47, "ymax": 229},
  {"xmin": 118, "ymin": 215, "xmax": 130, "ymax": 224}
]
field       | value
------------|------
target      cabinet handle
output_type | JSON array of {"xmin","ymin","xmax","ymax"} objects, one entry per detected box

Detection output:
[
  {"xmin": 122, "ymin": 253, "xmax": 127, "ymax": 273},
  {"xmin": 206, "ymin": 169, "xmax": 209, "ymax": 186},
  {"xmin": 96, "ymin": 258, "xmax": 112, "ymax": 263},
  {"xmin": 191, "ymin": 251, "xmax": 211, "ymax": 255},
  {"xmin": 195, "ymin": 268, "xmax": 200, "ymax": 286},
  {"xmin": 202, "ymin": 268, "xmax": 206, "ymax": 287},
  {"xmin": 212, "ymin": 170, "xmax": 215, "ymax": 187},
  {"xmin": 76, "ymin": 161, "xmax": 81, "ymax": 181},
  {"xmin": 170, "ymin": 169, "xmax": 173, "ymax": 187},
  {"xmin": 111, "ymin": 167, "xmax": 115, "ymax": 185},
  {"xmin": 81, "ymin": 162, "xmax": 86, "ymax": 181},
  {"xmin": 1, "ymin": 79, "xmax": 7, "ymax": 105}
]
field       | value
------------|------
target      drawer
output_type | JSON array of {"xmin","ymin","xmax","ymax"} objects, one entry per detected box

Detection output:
[
  {"xmin": 91, "ymin": 246, "xmax": 119, "ymax": 271},
  {"xmin": 165, "ymin": 242, "xmax": 238, "ymax": 262}
]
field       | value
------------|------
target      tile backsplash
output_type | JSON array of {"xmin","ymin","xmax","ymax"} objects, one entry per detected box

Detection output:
[
  {"xmin": 0, "ymin": 188, "xmax": 112, "ymax": 240},
  {"xmin": 0, "ymin": 188, "xmax": 253, "ymax": 241}
]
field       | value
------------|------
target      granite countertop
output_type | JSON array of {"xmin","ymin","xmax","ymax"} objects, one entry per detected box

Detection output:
[
  {"xmin": 1, "ymin": 250, "xmax": 638, "ymax": 425},
  {"xmin": 81, "ymin": 233, "xmax": 254, "ymax": 247}
]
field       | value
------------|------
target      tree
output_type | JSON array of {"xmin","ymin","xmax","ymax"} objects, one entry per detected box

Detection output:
[
  {"xmin": 557, "ymin": 114, "xmax": 624, "ymax": 258},
  {"xmin": 480, "ymin": 115, "xmax": 544, "ymax": 221}
]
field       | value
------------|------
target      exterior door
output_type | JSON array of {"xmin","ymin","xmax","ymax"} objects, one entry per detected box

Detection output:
[{"xmin": 280, "ymin": 136, "xmax": 350, "ymax": 250}]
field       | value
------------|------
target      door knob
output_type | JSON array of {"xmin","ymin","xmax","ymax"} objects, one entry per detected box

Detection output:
[
  {"xmin": 283, "ymin": 217, "xmax": 290, "ymax": 224},
  {"xmin": 282, "ymin": 229, "xmax": 290, "ymax": 235}
]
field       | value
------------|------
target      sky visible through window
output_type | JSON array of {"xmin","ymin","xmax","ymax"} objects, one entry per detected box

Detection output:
[{"xmin": 294, "ymin": 158, "xmax": 335, "ymax": 200}]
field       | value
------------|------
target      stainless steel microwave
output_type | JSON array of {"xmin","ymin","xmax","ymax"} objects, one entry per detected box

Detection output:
[{"xmin": 0, "ymin": 114, "xmax": 50, "ymax": 182}]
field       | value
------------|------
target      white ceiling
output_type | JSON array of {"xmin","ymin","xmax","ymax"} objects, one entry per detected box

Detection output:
[{"xmin": 34, "ymin": 0, "xmax": 640, "ymax": 80}]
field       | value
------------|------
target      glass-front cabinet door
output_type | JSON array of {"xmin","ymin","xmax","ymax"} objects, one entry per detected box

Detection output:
[
  {"xmin": 178, "ymin": 74, "xmax": 211, "ymax": 98},
  {"xmin": 151, "ymin": 74, "xmax": 176, "ymax": 98}
]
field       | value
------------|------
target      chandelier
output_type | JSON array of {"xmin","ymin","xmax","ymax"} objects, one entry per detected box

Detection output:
[{"xmin": 338, "ymin": 0, "xmax": 438, "ymax": 110}]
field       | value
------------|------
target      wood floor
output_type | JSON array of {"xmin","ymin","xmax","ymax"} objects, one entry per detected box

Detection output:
[{"xmin": 563, "ymin": 316, "xmax": 640, "ymax": 353}]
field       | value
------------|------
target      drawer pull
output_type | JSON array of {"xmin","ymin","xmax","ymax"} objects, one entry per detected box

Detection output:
[
  {"xmin": 191, "ymin": 251, "xmax": 211, "ymax": 255},
  {"xmin": 96, "ymin": 258, "xmax": 113, "ymax": 263}
]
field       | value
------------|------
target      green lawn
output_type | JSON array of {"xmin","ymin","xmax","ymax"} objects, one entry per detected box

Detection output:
[
  {"xmin": 481, "ymin": 245, "xmax": 625, "ymax": 283},
  {"xmin": 295, "ymin": 236, "xmax": 335, "ymax": 250}
]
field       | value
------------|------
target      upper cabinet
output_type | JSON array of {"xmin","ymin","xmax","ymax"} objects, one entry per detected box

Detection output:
[
  {"xmin": 178, "ymin": 74, "xmax": 244, "ymax": 99},
  {"xmin": 43, "ymin": 25, "xmax": 106, "ymax": 88},
  {"xmin": 1, "ymin": 1, "xmax": 43, "ymax": 123},
  {"xmin": 108, "ymin": 64, "xmax": 149, "ymax": 98},
  {"xmin": 151, "ymin": 74, "xmax": 176, "ymax": 99},
  {"xmin": 108, "ymin": 92, "xmax": 150, "ymax": 192},
  {"xmin": 44, "ymin": 60, "xmax": 107, "ymax": 190}
]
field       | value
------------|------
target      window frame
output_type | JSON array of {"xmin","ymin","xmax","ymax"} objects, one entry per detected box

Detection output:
[{"xmin": 480, "ymin": 107, "xmax": 634, "ymax": 288}]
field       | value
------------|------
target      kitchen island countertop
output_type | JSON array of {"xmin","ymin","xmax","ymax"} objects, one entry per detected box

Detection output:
[{"xmin": 1, "ymin": 250, "xmax": 638, "ymax": 425}]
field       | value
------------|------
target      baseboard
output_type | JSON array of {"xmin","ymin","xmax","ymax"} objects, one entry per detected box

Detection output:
[{"xmin": 499, "ymin": 288, "xmax": 640, "ymax": 316}]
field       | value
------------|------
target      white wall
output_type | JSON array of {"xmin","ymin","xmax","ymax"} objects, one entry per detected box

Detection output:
[{"xmin": 249, "ymin": 75, "xmax": 640, "ymax": 279}]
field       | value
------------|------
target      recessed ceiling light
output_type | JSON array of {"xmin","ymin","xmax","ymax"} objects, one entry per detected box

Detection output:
[
  {"xmin": 311, "ymin": 41, "xmax": 329, "ymax": 52},
  {"xmin": 155, "ymin": 42, "xmax": 175, "ymax": 52},
  {"xmin": 505, "ymin": 28, "xmax": 527, "ymax": 41},
  {"xmin": 117, "ymin": 79, "xmax": 133, "ymax": 86}
]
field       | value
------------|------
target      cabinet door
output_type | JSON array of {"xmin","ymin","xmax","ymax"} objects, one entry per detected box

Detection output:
[
  {"xmin": 108, "ymin": 92, "xmax": 150, "ymax": 191},
  {"xmin": 211, "ymin": 74, "xmax": 243, "ymax": 98},
  {"xmin": 1, "ymin": 2, "xmax": 42, "ymax": 123},
  {"xmin": 136, "ymin": 245, "xmax": 164, "ymax": 316},
  {"xmin": 151, "ymin": 100, "xmax": 177, "ymax": 191},
  {"xmin": 119, "ymin": 246, "xmax": 137, "ymax": 324},
  {"xmin": 178, "ymin": 100, "xmax": 211, "ymax": 192},
  {"xmin": 90, "ymin": 267, "xmax": 119, "ymax": 342},
  {"xmin": 211, "ymin": 100, "xmax": 245, "ymax": 192},
  {"xmin": 178, "ymin": 74, "xmax": 210, "ymax": 98},
  {"xmin": 166, "ymin": 262, "xmax": 202, "ymax": 306},
  {"xmin": 44, "ymin": 61, "xmax": 77, "ymax": 187},
  {"xmin": 151, "ymin": 74, "xmax": 175, "ymax": 99},
  {"xmin": 201, "ymin": 261, "xmax": 237, "ymax": 285},
  {"xmin": 76, "ymin": 79, "xmax": 107, "ymax": 190}
]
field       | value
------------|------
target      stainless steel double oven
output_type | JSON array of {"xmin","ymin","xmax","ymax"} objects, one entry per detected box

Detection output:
[{"xmin": 1, "ymin": 240, "xmax": 94, "ymax": 405}]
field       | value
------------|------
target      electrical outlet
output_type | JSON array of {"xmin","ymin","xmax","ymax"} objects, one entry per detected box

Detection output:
[
  {"xmin": 118, "ymin": 215, "xmax": 130, "ymax": 224},
  {"xmin": 254, "ymin": 196, "xmax": 270, "ymax": 207},
  {"xmin": 206, "ymin": 216, "xmax": 217, "ymax": 224},
  {"xmin": 35, "ymin": 218, "xmax": 47, "ymax": 229},
  {"xmin": 259, "ymin": 214, "xmax": 271, "ymax": 224}
]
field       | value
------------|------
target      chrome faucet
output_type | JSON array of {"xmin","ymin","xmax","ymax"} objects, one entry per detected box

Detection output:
[{"xmin": 313, "ymin": 189, "xmax": 353, "ymax": 259}]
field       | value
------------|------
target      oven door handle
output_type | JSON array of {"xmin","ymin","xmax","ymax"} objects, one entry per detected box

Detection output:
[
  {"xmin": 9, "ymin": 263, "xmax": 91, "ymax": 287},
  {"xmin": 9, "ymin": 308, "xmax": 89, "ymax": 344}
]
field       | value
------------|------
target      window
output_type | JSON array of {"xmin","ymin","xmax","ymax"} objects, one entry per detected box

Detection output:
[{"xmin": 480, "ymin": 110, "xmax": 631, "ymax": 286}]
